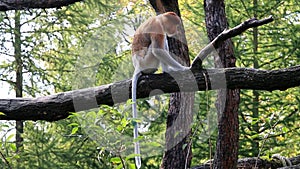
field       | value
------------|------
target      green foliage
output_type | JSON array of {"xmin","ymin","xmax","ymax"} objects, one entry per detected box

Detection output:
[
  {"xmin": 179, "ymin": 0, "xmax": 300, "ymax": 165},
  {"xmin": 0, "ymin": 0, "xmax": 299, "ymax": 168},
  {"xmin": 225, "ymin": 0, "xmax": 300, "ymax": 158}
]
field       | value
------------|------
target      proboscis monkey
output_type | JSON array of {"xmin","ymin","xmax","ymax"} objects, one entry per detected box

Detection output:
[{"xmin": 131, "ymin": 12, "xmax": 189, "ymax": 168}]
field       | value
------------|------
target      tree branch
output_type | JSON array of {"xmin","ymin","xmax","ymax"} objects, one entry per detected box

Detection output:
[
  {"xmin": 0, "ymin": 66, "xmax": 299, "ymax": 121},
  {"xmin": 191, "ymin": 16, "xmax": 274, "ymax": 68},
  {"xmin": 0, "ymin": 0, "xmax": 82, "ymax": 11}
]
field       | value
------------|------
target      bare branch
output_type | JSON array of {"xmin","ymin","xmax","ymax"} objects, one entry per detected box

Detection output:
[{"xmin": 191, "ymin": 16, "xmax": 274, "ymax": 68}]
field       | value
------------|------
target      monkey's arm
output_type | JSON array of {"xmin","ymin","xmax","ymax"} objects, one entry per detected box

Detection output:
[{"xmin": 151, "ymin": 34, "xmax": 189, "ymax": 71}]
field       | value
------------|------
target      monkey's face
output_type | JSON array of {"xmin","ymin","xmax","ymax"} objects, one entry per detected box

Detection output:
[
  {"xmin": 163, "ymin": 13, "xmax": 181, "ymax": 37},
  {"xmin": 165, "ymin": 23, "xmax": 179, "ymax": 37}
]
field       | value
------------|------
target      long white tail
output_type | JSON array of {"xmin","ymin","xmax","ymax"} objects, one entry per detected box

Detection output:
[{"xmin": 132, "ymin": 72, "xmax": 141, "ymax": 169}]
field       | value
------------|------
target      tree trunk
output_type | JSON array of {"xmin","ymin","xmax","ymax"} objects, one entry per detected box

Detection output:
[
  {"xmin": 204, "ymin": 0, "xmax": 240, "ymax": 168},
  {"xmin": 14, "ymin": 10, "xmax": 24, "ymax": 154},
  {"xmin": 251, "ymin": 0, "xmax": 259, "ymax": 156},
  {"xmin": 149, "ymin": 0, "xmax": 194, "ymax": 168}
]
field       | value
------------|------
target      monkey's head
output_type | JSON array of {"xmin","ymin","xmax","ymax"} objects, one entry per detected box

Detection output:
[{"xmin": 162, "ymin": 12, "xmax": 181, "ymax": 37}]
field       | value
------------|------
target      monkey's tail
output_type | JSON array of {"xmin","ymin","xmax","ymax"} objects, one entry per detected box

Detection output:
[{"xmin": 132, "ymin": 72, "xmax": 141, "ymax": 169}]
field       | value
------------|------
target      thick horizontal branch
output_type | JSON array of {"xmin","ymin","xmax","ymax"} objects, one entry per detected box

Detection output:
[
  {"xmin": 0, "ymin": 0, "xmax": 82, "ymax": 11},
  {"xmin": 0, "ymin": 66, "xmax": 299, "ymax": 121}
]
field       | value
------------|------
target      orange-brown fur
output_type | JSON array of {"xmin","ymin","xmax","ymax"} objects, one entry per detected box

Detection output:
[{"xmin": 132, "ymin": 12, "xmax": 180, "ymax": 59}]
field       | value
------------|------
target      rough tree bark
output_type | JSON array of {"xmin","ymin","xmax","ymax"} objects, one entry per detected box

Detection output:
[
  {"xmin": 204, "ymin": 0, "xmax": 240, "ymax": 168},
  {"xmin": 149, "ymin": 0, "xmax": 193, "ymax": 168},
  {"xmin": 14, "ymin": 10, "xmax": 24, "ymax": 155}
]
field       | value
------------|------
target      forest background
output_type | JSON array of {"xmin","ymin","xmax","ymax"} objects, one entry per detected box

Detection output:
[{"xmin": 0, "ymin": 0, "xmax": 299, "ymax": 168}]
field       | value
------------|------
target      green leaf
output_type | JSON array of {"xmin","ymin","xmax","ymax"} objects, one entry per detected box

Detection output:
[
  {"xmin": 128, "ymin": 162, "xmax": 136, "ymax": 169},
  {"xmin": 250, "ymin": 134, "xmax": 260, "ymax": 139},
  {"xmin": 6, "ymin": 134, "xmax": 15, "ymax": 141},
  {"xmin": 282, "ymin": 127, "xmax": 288, "ymax": 133},
  {"xmin": 10, "ymin": 144, "xmax": 17, "ymax": 152},
  {"xmin": 126, "ymin": 99, "xmax": 134, "ymax": 105},
  {"xmin": 251, "ymin": 118, "xmax": 258, "ymax": 125},
  {"xmin": 71, "ymin": 127, "xmax": 78, "ymax": 134},
  {"xmin": 68, "ymin": 112, "xmax": 79, "ymax": 118},
  {"xmin": 110, "ymin": 157, "xmax": 121, "ymax": 163}
]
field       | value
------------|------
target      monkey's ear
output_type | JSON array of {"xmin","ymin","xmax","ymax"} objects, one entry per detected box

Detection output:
[
  {"xmin": 163, "ymin": 12, "xmax": 181, "ymax": 25},
  {"xmin": 165, "ymin": 12, "xmax": 177, "ymax": 16}
]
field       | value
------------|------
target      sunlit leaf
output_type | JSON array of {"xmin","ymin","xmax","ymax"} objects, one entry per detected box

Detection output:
[{"xmin": 110, "ymin": 157, "xmax": 122, "ymax": 163}]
